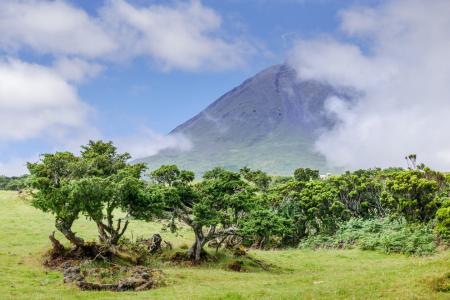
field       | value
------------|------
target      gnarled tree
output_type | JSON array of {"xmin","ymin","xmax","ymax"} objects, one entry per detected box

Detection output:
[
  {"xmin": 151, "ymin": 165, "xmax": 257, "ymax": 260},
  {"xmin": 27, "ymin": 152, "xmax": 84, "ymax": 245}
]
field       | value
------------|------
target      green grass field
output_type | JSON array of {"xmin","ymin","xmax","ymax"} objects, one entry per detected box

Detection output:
[{"xmin": 1, "ymin": 190, "xmax": 450, "ymax": 299}]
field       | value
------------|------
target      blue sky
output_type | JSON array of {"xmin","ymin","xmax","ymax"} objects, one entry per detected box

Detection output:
[{"xmin": 2, "ymin": 0, "xmax": 450, "ymax": 175}]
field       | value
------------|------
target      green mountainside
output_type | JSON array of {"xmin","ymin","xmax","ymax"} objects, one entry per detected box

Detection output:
[{"xmin": 135, "ymin": 63, "xmax": 351, "ymax": 177}]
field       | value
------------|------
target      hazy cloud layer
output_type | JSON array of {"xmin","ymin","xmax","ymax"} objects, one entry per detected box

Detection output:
[
  {"xmin": 288, "ymin": 0, "xmax": 450, "ymax": 171},
  {"xmin": 114, "ymin": 128, "xmax": 193, "ymax": 160}
]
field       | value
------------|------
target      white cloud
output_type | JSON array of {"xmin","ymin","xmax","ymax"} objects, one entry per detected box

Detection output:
[
  {"xmin": 0, "ymin": 0, "xmax": 256, "ymax": 71},
  {"xmin": 99, "ymin": 0, "xmax": 254, "ymax": 71},
  {"xmin": 53, "ymin": 57, "xmax": 105, "ymax": 83},
  {"xmin": 0, "ymin": 0, "xmax": 116, "ymax": 57},
  {"xmin": 113, "ymin": 127, "xmax": 193, "ymax": 160},
  {"xmin": 0, "ymin": 0, "xmax": 224, "ymax": 175},
  {"xmin": 288, "ymin": 0, "xmax": 450, "ymax": 171},
  {"xmin": 0, "ymin": 58, "xmax": 92, "ymax": 141},
  {"xmin": 0, "ymin": 154, "xmax": 38, "ymax": 176}
]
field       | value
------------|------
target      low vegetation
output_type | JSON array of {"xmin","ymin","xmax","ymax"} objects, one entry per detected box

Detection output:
[{"xmin": 2, "ymin": 141, "xmax": 450, "ymax": 299}]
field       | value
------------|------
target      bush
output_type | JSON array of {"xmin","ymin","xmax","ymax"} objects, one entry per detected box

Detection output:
[
  {"xmin": 269, "ymin": 176, "xmax": 294, "ymax": 188},
  {"xmin": 179, "ymin": 243, "xmax": 188, "ymax": 249},
  {"xmin": 299, "ymin": 218, "xmax": 436, "ymax": 256},
  {"xmin": 221, "ymin": 260, "xmax": 244, "ymax": 272}
]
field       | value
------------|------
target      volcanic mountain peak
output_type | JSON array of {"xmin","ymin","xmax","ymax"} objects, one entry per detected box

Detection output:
[{"xmin": 137, "ymin": 63, "xmax": 350, "ymax": 176}]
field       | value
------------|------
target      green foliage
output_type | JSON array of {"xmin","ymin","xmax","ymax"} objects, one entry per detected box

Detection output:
[
  {"xmin": 239, "ymin": 209, "xmax": 293, "ymax": 246},
  {"xmin": 269, "ymin": 175, "xmax": 294, "ymax": 188},
  {"xmin": 299, "ymin": 218, "xmax": 436, "ymax": 256},
  {"xmin": 294, "ymin": 168, "xmax": 319, "ymax": 182},
  {"xmin": 435, "ymin": 199, "xmax": 450, "ymax": 234},
  {"xmin": 297, "ymin": 181, "xmax": 349, "ymax": 234},
  {"xmin": 148, "ymin": 165, "xmax": 180, "ymax": 186},
  {"xmin": 27, "ymin": 140, "xmax": 162, "ymax": 245},
  {"xmin": 0, "ymin": 174, "xmax": 33, "ymax": 191},
  {"xmin": 381, "ymin": 169, "xmax": 447, "ymax": 224},
  {"xmin": 239, "ymin": 167, "xmax": 271, "ymax": 191},
  {"xmin": 151, "ymin": 165, "xmax": 258, "ymax": 259},
  {"xmin": 193, "ymin": 171, "xmax": 256, "ymax": 227},
  {"xmin": 202, "ymin": 166, "xmax": 226, "ymax": 180},
  {"xmin": 27, "ymin": 151, "xmax": 83, "ymax": 243},
  {"xmin": 24, "ymin": 145, "xmax": 449, "ymax": 257},
  {"xmin": 267, "ymin": 180, "xmax": 349, "ymax": 243},
  {"xmin": 329, "ymin": 171, "xmax": 384, "ymax": 218}
]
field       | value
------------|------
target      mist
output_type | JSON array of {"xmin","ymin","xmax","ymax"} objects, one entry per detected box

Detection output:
[{"xmin": 288, "ymin": 0, "xmax": 450, "ymax": 171}]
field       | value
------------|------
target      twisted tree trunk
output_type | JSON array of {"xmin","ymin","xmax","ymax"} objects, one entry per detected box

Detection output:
[
  {"xmin": 186, "ymin": 231, "xmax": 209, "ymax": 260},
  {"xmin": 49, "ymin": 231, "xmax": 65, "ymax": 258},
  {"xmin": 93, "ymin": 217, "xmax": 129, "ymax": 245},
  {"xmin": 55, "ymin": 219, "xmax": 84, "ymax": 246}
]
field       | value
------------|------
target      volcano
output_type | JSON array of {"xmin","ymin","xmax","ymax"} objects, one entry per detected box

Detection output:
[{"xmin": 135, "ymin": 63, "xmax": 353, "ymax": 177}]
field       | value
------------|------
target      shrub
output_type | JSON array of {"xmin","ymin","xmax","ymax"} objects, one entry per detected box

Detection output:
[
  {"xmin": 221, "ymin": 260, "xmax": 244, "ymax": 272},
  {"xmin": 299, "ymin": 218, "xmax": 436, "ymax": 256}
]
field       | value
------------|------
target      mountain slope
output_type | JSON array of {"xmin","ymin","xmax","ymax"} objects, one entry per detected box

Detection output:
[{"xmin": 136, "ymin": 63, "xmax": 350, "ymax": 177}]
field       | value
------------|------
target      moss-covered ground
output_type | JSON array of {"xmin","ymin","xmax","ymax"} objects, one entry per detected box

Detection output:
[{"xmin": 1, "ymin": 190, "xmax": 450, "ymax": 299}]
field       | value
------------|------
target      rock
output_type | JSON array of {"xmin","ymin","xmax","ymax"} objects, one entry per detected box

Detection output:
[
  {"xmin": 117, "ymin": 277, "xmax": 147, "ymax": 291},
  {"xmin": 63, "ymin": 265, "xmax": 163, "ymax": 292},
  {"xmin": 135, "ymin": 280, "xmax": 154, "ymax": 291},
  {"xmin": 45, "ymin": 279, "xmax": 50, "ymax": 284},
  {"xmin": 63, "ymin": 267, "xmax": 84, "ymax": 283},
  {"xmin": 58, "ymin": 261, "xmax": 72, "ymax": 271},
  {"xmin": 313, "ymin": 281, "xmax": 325, "ymax": 284},
  {"xmin": 148, "ymin": 234, "xmax": 162, "ymax": 254},
  {"xmin": 77, "ymin": 281, "xmax": 118, "ymax": 291}
]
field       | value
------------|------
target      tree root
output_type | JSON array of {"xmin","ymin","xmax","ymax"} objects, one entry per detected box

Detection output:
[{"xmin": 245, "ymin": 253, "xmax": 269, "ymax": 271}]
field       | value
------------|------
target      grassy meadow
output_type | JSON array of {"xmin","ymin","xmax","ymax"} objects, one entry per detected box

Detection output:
[{"xmin": 1, "ymin": 190, "xmax": 450, "ymax": 300}]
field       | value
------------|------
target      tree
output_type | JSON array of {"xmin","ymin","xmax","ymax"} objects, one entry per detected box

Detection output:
[
  {"xmin": 153, "ymin": 165, "xmax": 257, "ymax": 260},
  {"xmin": 269, "ymin": 176, "xmax": 294, "ymax": 188},
  {"xmin": 27, "ymin": 151, "xmax": 85, "ymax": 245},
  {"xmin": 240, "ymin": 167, "xmax": 271, "ymax": 191},
  {"xmin": 436, "ymin": 201, "xmax": 450, "ymax": 234},
  {"xmin": 294, "ymin": 168, "xmax": 319, "ymax": 182},
  {"xmin": 297, "ymin": 181, "xmax": 349, "ymax": 234},
  {"xmin": 240, "ymin": 209, "xmax": 293, "ymax": 249},
  {"xmin": 380, "ymin": 169, "xmax": 444, "ymax": 224},
  {"xmin": 330, "ymin": 171, "xmax": 384, "ymax": 218},
  {"xmin": 28, "ymin": 140, "xmax": 162, "ymax": 246},
  {"xmin": 69, "ymin": 140, "xmax": 151, "ymax": 245},
  {"xmin": 267, "ymin": 180, "xmax": 307, "ymax": 243},
  {"xmin": 148, "ymin": 165, "xmax": 180, "ymax": 186},
  {"xmin": 203, "ymin": 166, "xmax": 226, "ymax": 180}
]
